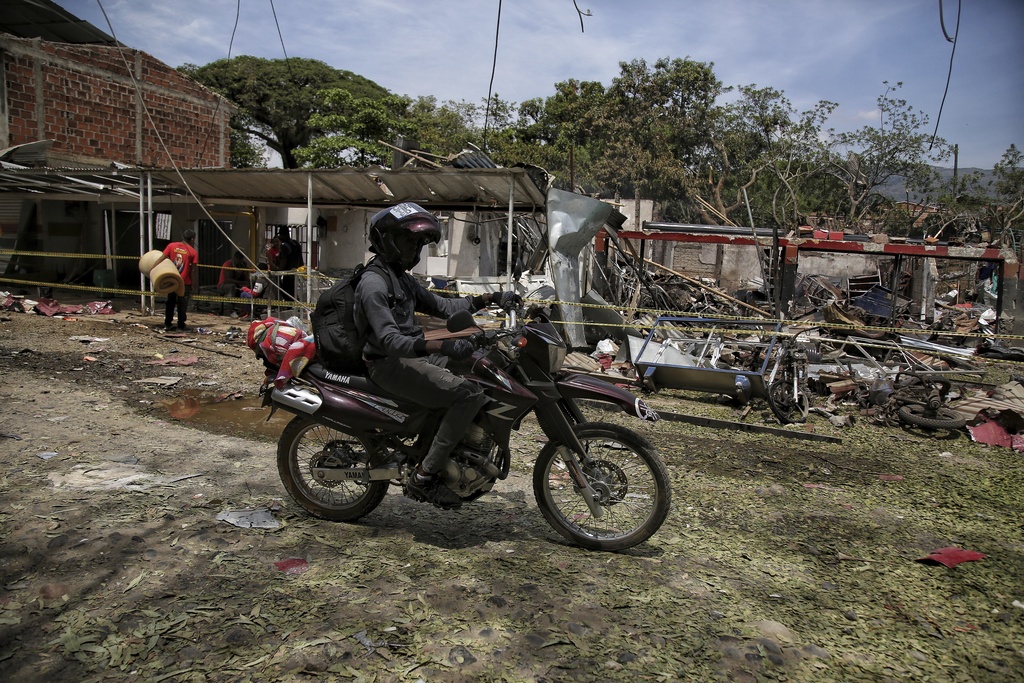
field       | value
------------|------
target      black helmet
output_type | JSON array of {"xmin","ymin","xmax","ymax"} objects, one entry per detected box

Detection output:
[{"xmin": 369, "ymin": 202, "xmax": 441, "ymax": 269}]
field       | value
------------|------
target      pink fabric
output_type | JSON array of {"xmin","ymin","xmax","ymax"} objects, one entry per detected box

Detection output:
[{"xmin": 246, "ymin": 318, "xmax": 316, "ymax": 388}]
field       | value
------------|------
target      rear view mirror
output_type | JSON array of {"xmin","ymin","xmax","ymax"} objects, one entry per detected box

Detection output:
[{"xmin": 447, "ymin": 310, "xmax": 477, "ymax": 333}]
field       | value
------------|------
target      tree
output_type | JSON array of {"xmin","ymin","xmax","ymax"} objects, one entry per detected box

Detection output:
[
  {"xmin": 591, "ymin": 58, "xmax": 724, "ymax": 218},
  {"xmin": 523, "ymin": 79, "xmax": 607, "ymax": 192},
  {"xmin": 296, "ymin": 91, "xmax": 412, "ymax": 167},
  {"xmin": 402, "ymin": 96, "xmax": 479, "ymax": 160},
  {"xmin": 180, "ymin": 57, "xmax": 389, "ymax": 168},
  {"xmin": 693, "ymin": 84, "xmax": 795, "ymax": 226},
  {"xmin": 987, "ymin": 144, "xmax": 1024, "ymax": 234},
  {"xmin": 824, "ymin": 82, "xmax": 950, "ymax": 229},
  {"xmin": 228, "ymin": 125, "xmax": 267, "ymax": 168},
  {"xmin": 719, "ymin": 89, "xmax": 842, "ymax": 229}
]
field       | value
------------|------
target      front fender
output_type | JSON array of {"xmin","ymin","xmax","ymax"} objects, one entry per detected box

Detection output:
[{"xmin": 557, "ymin": 373, "xmax": 659, "ymax": 421}]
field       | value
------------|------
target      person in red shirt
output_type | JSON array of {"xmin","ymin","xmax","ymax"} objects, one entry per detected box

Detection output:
[
  {"xmin": 217, "ymin": 250, "xmax": 250, "ymax": 316},
  {"xmin": 156, "ymin": 228, "xmax": 199, "ymax": 331}
]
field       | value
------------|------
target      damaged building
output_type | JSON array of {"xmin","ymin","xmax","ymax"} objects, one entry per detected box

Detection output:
[{"xmin": 3, "ymin": 1, "xmax": 1024, "ymax": 446}]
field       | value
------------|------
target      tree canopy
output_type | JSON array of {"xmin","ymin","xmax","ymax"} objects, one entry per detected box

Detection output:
[
  {"xmin": 180, "ymin": 56, "xmax": 390, "ymax": 169},
  {"xmin": 181, "ymin": 55, "xmax": 1020, "ymax": 235}
]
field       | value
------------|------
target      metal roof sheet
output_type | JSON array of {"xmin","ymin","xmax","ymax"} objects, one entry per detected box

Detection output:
[
  {"xmin": 1, "ymin": 0, "xmax": 119, "ymax": 45},
  {"xmin": 0, "ymin": 166, "xmax": 550, "ymax": 211}
]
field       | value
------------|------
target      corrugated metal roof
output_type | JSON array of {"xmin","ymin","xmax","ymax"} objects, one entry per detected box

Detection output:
[
  {"xmin": 0, "ymin": 166, "xmax": 550, "ymax": 211},
  {"xmin": 1, "ymin": 0, "xmax": 119, "ymax": 45}
]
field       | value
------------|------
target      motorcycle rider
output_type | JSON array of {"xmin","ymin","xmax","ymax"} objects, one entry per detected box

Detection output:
[{"xmin": 354, "ymin": 202, "xmax": 517, "ymax": 509}]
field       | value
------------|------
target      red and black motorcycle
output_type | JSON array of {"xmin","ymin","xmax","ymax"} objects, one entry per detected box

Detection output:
[{"xmin": 261, "ymin": 306, "xmax": 671, "ymax": 551}]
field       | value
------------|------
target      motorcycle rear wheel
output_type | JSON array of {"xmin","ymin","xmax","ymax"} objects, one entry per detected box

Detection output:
[
  {"xmin": 533, "ymin": 422, "xmax": 671, "ymax": 551},
  {"xmin": 277, "ymin": 416, "xmax": 389, "ymax": 522},
  {"xmin": 897, "ymin": 404, "xmax": 966, "ymax": 431}
]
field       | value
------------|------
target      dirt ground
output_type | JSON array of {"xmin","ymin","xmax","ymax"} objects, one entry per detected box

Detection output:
[{"xmin": 0, "ymin": 299, "xmax": 1022, "ymax": 682}]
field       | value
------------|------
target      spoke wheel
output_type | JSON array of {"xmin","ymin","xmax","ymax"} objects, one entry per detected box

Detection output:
[
  {"xmin": 767, "ymin": 378, "xmax": 809, "ymax": 424},
  {"xmin": 533, "ymin": 422, "xmax": 671, "ymax": 551},
  {"xmin": 277, "ymin": 416, "xmax": 388, "ymax": 521},
  {"xmin": 898, "ymin": 404, "xmax": 966, "ymax": 431}
]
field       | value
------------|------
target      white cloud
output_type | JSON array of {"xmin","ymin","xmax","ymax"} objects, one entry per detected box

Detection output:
[{"xmin": 56, "ymin": 0, "xmax": 1023, "ymax": 167}]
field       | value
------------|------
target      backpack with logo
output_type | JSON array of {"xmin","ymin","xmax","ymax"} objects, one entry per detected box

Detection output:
[{"xmin": 311, "ymin": 259, "xmax": 394, "ymax": 374}]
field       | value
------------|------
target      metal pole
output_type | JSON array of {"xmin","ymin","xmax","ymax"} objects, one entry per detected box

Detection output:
[
  {"xmin": 139, "ymin": 174, "xmax": 145, "ymax": 313},
  {"xmin": 147, "ymin": 173, "xmax": 154, "ymax": 312},
  {"xmin": 103, "ymin": 209, "xmax": 112, "ymax": 270},
  {"xmin": 147, "ymin": 173, "xmax": 154, "ymax": 249},
  {"xmin": 306, "ymin": 173, "xmax": 313, "ymax": 321},
  {"xmin": 889, "ymin": 254, "xmax": 902, "ymax": 327},
  {"xmin": 506, "ymin": 175, "xmax": 514, "ymax": 290},
  {"xmin": 996, "ymin": 259, "xmax": 1005, "ymax": 334}
]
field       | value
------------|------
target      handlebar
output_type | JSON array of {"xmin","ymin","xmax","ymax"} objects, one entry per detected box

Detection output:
[{"xmin": 459, "ymin": 302, "xmax": 529, "ymax": 352}]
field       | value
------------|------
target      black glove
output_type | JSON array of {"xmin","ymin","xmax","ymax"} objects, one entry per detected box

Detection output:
[
  {"xmin": 440, "ymin": 338, "xmax": 475, "ymax": 360},
  {"xmin": 493, "ymin": 291, "xmax": 522, "ymax": 310}
]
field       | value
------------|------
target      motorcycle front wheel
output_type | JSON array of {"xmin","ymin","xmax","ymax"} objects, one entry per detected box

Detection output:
[
  {"xmin": 533, "ymin": 422, "xmax": 671, "ymax": 551},
  {"xmin": 767, "ymin": 377, "xmax": 810, "ymax": 424},
  {"xmin": 277, "ymin": 416, "xmax": 389, "ymax": 522}
]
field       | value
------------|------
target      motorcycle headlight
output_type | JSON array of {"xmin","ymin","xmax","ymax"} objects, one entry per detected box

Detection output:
[{"xmin": 522, "ymin": 322, "xmax": 567, "ymax": 374}]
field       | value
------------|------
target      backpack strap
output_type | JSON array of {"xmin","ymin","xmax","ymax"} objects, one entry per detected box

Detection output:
[{"xmin": 362, "ymin": 256, "xmax": 399, "ymax": 308}]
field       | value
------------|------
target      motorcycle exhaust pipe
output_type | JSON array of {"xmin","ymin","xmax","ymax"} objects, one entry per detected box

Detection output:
[{"xmin": 272, "ymin": 385, "xmax": 322, "ymax": 413}]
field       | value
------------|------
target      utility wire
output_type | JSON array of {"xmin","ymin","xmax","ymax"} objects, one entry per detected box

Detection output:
[
  {"xmin": 572, "ymin": 0, "xmax": 592, "ymax": 32},
  {"xmin": 483, "ymin": 0, "xmax": 591, "ymax": 147},
  {"xmin": 269, "ymin": 0, "xmax": 290, "ymax": 60},
  {"xmin": 195, "ymin": 0, "xmax": 241, "ymax": 166},
  {"xmin": 228, "ymin": 0, "xmax": 241, "ymax": 56},
  {"xmin": 938, "ymin": 0, "xmax": 957, "ymax": 42},
  {"xmin": 930, "ymin": 0, "xmax": 961, "ymax": 148},
  {"xmin": 94, "ymin": 0, "xmax": 303, "ymax": 306},
  {"xmin": 482, "ymin": 0, "xmax": 502, "ymax": 151}
]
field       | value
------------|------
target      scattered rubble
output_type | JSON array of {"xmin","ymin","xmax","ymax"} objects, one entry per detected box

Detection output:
[
  {"xmin": 2, "ymin": 292, "xmax": 115, "ymax": 316},
  {"xmin": 562, "ymin": 264, "xmax": 1020, "ymax": 440},
  {"xmin": 4, "ymin": 282, "xmax": 1022, "ymax": 444}
]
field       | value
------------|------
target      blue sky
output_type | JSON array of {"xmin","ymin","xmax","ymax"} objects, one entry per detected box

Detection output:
[{"xmin": 57, "ymin": 0, "xmax": 1023, "ymax": 169}]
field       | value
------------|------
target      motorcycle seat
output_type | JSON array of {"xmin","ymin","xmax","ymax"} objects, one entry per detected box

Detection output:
[{"xmin": 304, "ymin": 362, "xmax": 405, "ymax": 401}]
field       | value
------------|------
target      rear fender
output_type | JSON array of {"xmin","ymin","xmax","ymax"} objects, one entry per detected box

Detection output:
[
  {"xmin": 556, "ymin": 373, "xmax": 659, "ymax": 421},
  {"xmin": 271, "ymin": 376, "xmax": 425, "ymax": 435}
]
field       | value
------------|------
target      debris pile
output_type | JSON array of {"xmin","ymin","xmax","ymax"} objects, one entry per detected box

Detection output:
[
  {"xmin": 1, "ymin": 292, "xmax": 115, "ymax": 317},
  {"xmin": 566, "ymin": 265, "xmax": 1018, "ymax": 441}
]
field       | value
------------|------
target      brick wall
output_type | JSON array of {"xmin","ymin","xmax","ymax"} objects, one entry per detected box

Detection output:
[
  {"xmin": 1, "ymin": 36, "xmax": 232, "ymax": 168},
  {"xmin": 670, "ymin": 242, "xmax": 720, "ymax": 280}
]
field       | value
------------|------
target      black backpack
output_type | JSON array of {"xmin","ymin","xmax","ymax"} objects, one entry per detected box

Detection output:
[{"xmin": 311, "ymin": 260, "xmax": 394, "ymax": 374}]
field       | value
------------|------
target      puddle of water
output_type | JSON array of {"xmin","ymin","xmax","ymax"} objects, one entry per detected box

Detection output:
[{"xmin": 161, "ymin": 390, "xmax": 293, "ymax": 438}]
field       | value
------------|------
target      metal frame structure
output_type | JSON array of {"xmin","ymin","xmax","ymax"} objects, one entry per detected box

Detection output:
[{"xmin": 616, "ymin": 225, "xmax": 1018, "ymax": 332}]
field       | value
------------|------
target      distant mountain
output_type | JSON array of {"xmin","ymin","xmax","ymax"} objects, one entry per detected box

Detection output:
[{"xmin": 877, "ymin": 166, "xmax": 996, "ymax": 202}]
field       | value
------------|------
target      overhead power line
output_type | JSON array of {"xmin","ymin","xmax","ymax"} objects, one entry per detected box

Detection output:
[
  {"xmin": 269, "ymin": 0, "xmax": 290, "ymax": 60},
  {"xmin": 92, "ymin": 0, "xmax": 302, "ymax": 306},
  {"xmin": 930, "ymin": 0, "xmax": 961, "ymax": 148},
  {"xmin": 483, "ymin": 0, "xmax": 592, "ymax": 149}
]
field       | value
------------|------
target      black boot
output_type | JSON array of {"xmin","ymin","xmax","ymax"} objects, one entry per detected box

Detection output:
[{"xmin": 405, "ymin": 468, "xmax": 462, "ymax": 509}]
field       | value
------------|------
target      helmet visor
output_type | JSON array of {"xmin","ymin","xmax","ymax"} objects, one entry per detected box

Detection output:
[{"xmin": 401, "ymin": 217, "xmax": 442, "ymax": 244}]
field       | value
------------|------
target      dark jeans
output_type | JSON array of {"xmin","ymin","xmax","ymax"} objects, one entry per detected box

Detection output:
[
  {"xmin": 367, "ymin": 354, "xmax": 487, "ymax": 474},
  {"xmin": 164, "ymin": 291, "xmax": 191, "ymax": 328},
  {"xmin": 279, "ymin": 273, "xmax": 296, "ymax": 300}
]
